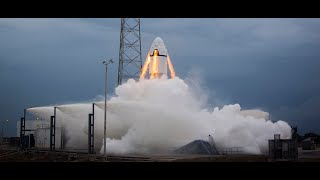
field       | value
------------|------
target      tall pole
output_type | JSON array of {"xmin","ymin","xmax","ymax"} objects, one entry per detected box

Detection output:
[
  {"xmin": 104, "ymin": 63, "xmax": 107, "ymax": 158},
  {"xmin": 1, "ymin": 120, "xmax": 4, "ymax": 137},
  {"xmin": 102, "ymin": 59, "xmax": 113, "ymax": 160},
  {"xmin": 3, "ymin": 121, "xmax": 5, "ymax": 138},
  {"xmin": 5, "ymin": 120, "xmax": 8, "ymax": 138}
]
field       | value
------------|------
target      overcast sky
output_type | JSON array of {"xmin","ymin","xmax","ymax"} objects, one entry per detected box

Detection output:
[{"xmin": 1, "ymin": 18, "xmax": 320, "ymax": 136}]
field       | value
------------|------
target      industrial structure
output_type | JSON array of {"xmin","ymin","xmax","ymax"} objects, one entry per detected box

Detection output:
[
  {"xmin": 18, "ymin": 108, "xmax": 63, "ymax": 150},
  {"xmin": 17, "ymin": 119, "xmax": 62, "ymax": 149},
  {"xmin": 117, "ymin": 18, "xmax": 143, "ymax": 85},
  {"xmin": 268, "ymin": 134, "xmax": 298, "ymax": 161}
]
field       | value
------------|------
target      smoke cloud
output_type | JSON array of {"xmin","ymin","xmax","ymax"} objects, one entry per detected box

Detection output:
[{"xmin": 27, "ymin": 76, "xmax": 292, "ymax": 155}]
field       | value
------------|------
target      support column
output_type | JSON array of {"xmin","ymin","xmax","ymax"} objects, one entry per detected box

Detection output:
[
  {"xmin": 50, "ymin": 108, "xmax": 56, "ymax": 151},
  {"xmin": 88, "ymin": 103, "xmax": 95, "ymax": 154},
  {"xmin": 20, "ymin": 109, "xmax": 26, "ymax": 149}
]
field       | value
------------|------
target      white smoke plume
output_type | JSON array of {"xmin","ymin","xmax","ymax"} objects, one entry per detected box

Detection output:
[{"xmin": 27, "ymin": 76, "xmax": 292, "ymax": 155}]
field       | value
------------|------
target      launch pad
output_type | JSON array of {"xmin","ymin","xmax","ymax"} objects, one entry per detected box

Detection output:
[
  {"xmin": 0, "ymin": 145, "xmax": 266, "ymax": 162},
  {"xmin": 1, "ymin": 144, "xmax": 320, "ymax": 162},
  {"xmin": 0, "ymin": 148, "xmax": 320, "ymax": 162}
]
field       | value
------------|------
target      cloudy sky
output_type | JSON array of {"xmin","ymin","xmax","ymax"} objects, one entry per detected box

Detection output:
[{"xmin": 0, "ymin": 18, "xmax": 320, "ymax": 136}]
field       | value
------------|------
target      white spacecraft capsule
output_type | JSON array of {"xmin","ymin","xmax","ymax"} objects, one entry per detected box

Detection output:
[{"xmin": 148, "ymin": 37, "xmax": 168, "ymax": 78}]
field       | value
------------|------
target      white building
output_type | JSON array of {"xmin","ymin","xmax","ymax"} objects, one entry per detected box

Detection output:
[{"xmin": 17, "ymin": 120, "xmax": 62, "ymax": 149}]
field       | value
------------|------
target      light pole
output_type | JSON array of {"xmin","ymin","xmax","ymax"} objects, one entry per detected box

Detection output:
[
  {"xmin": 5, "ymin": 120, "xmax": 8, "ymax": 138},
  {"xmin": 1, "ymin": 120, "xmax": 3, "ymax": 138},
  {"xmin": 102, "ymin": 59, "xmax": 114, "ymax": 159}
]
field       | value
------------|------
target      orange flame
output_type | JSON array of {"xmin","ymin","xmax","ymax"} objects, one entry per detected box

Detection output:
[
  {"xmin": 140, "ymin": 52, "xmax": 151, "ymax": 80},
  {"xmin": 150, "ymin": 50, "xmax": 159, "ymax": 79},
  {"xmin": 167, "ymin": 54, "xmax": 175, "ymax": 78},
  {"xmin": 140, "ymin": 49, "xmax": 176, "ymax": 80}
]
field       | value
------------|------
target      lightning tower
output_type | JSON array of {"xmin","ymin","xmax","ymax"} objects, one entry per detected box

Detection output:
[{"xmin": 117, "ymin": 18, "xmax": 142, "ymax": 85}]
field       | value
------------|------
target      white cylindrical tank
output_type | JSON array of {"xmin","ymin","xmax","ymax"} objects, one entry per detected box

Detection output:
[{"xmin": 34, "ymin": 127, "xmax": 61, "ymax": 149}]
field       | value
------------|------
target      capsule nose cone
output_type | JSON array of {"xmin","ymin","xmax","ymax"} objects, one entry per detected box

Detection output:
[
  {"xmin": 154, "ymin": 37, "xmax": 164, "ymax": 43},
  {"xmin": 150, "ymin": 37, "xmax": 167, "ymax": 56}
]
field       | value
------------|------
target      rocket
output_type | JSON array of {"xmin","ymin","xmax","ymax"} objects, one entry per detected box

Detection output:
[
  {"xmin": 140, "ymin": 37, "xmax": 175, "ymax": 79},
  {"xmin": 149, "ymin": 37, "xmax": 168, "ymax": 78}
]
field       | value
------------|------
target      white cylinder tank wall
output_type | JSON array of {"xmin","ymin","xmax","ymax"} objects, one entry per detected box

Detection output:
[{"xmin": 34, "ymin": 127, "xmax": 61, "ymax": 149}]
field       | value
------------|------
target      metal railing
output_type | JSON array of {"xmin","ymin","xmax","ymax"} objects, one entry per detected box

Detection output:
[{"xmin": 217, "ymin": 147, "xmax": 243, "ymax": 155}]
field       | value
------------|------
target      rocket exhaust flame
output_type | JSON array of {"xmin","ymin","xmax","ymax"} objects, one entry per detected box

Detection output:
[
  {"xmin": 150, "ymin": 50, "xmax": 159, "ymax": 79},
  {"xmin": 140, "ymin": 52, "xmax": 151, "ymax": 80},
  {"xmin": 140, "ymin": 37, "xmax": 175, "ymax": 80},
  {"xmin": 167, "ymin": 55, "xmax": 175, "ymax": 78}
]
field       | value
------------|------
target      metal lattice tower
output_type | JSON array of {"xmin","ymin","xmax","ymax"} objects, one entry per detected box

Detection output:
[{"xmin": 117, "ymin": 18, "xmax": 142, "ymax": 85}]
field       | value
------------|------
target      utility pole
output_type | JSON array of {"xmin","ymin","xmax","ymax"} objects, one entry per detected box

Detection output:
[{"xmin": 102, "ymin": 59, "xmax": 114, "ymax": 160}]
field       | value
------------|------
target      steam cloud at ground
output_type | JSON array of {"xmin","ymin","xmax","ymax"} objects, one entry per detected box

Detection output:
[{"xmin": 28, "ymin": 76, "xmax": 292, "ymax": 155}]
